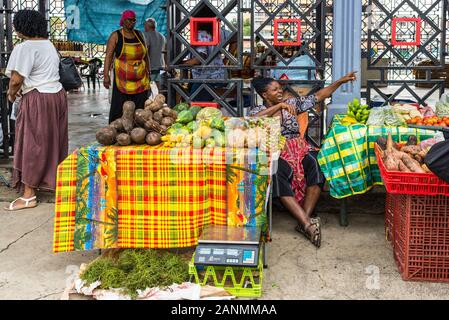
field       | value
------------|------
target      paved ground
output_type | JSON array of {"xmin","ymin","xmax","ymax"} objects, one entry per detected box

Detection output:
[{"xmin": 1, "ymin": 86, "xmax": 448, "ymax": 300}]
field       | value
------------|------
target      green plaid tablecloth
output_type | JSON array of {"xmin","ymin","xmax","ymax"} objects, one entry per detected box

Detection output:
[{"xmin": 317, "ymin": 115, "xmax": 437, "ymax": 199}]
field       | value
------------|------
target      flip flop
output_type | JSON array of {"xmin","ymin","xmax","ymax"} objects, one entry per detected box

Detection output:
[{"xmin": 4, "ymin": 196, "xmax": 38, "ymax": 211}]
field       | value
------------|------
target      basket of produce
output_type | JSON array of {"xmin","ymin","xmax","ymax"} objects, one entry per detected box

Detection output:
[{"xmin": 375, "ymin": 133, "xmax": 449, "ymax": 196}]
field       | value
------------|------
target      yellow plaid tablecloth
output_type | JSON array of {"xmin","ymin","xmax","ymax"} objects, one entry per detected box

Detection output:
[{"xmin": 53, "ymin": 144, "xmax": 272, "ymax": 253}]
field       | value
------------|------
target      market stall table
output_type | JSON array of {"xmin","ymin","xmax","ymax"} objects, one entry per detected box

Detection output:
[
  {"xmin": 317, "ymin": 114, "xmax": 437, "ymax": 226},
  {"xmin": 53, "ymin": 144, "xmax": 273, "ymax": 253}
]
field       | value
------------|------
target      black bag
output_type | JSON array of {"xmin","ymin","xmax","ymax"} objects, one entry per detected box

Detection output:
[
  {"xmin": 424, "ymin": 140, "xmax": 449, "ymax": 183},
  {"xmin": 59, "ymin": 56, "xmax": 83, "ymax": 91}
]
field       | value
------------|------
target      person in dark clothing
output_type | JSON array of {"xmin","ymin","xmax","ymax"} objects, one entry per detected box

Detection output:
[{"xmin": 103, "ymin": 10, "xmax": 150, "ymax": 123}]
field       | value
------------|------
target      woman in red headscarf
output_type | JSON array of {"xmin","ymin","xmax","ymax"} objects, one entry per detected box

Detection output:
[{"xmin": 104, "ymin": 10, "xmax": 151, "ymax": 123}]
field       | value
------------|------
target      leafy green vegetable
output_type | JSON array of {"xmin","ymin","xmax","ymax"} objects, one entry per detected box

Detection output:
[
  {"xmin": 176, "ymin": 110, "xmax": 194, "ymax": 124},
  {"xmin": 80, "ymin": 249, "xmax": 190, "ymax": 299},
  {"xmin": 173, "ymin": 103, "xmax": 190, "ymax": 113},
  {"xmin": 189, "ymin": 106, "xmax": 202, "ymax": 120}
]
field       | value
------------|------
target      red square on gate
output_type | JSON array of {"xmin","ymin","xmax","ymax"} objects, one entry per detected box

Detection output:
[
  {"xmin": 392, "ymin": 17, "xmax": 421, "ymax": 46},
  {"xmin": 274, "ymin": 19, "xmax": 301, "ymax": 46},
  {"xmin": 190, "ymin": 17, "xmax": 220, "ymax": 46}
]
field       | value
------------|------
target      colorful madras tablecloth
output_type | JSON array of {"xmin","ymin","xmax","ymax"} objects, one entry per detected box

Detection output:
[
  {"xmin": 317, "ymin": 115, "xmax": 437, "ymax": 199},
  {"xmin": 53, "ymin": 144, "xmax": 273, "ymax": 253}
]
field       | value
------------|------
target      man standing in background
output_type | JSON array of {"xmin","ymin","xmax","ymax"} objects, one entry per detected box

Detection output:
[{"xmin": 144, "ymin": 18, "xmax": 166, "ymax": 89}]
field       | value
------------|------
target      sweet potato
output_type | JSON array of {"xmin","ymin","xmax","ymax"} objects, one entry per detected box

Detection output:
[
  {"xmin": 130, "ymin": 127, "xmax": 147, "ymax": 144},
  {"xmin": 406, "ymin": 135, "xmax": 417, "ymax": 146},
  {"xmin": 145, "ymin": 132, "xmax": 162, "ymax": 146},
  {"xmin": 376, "ymin": 137, "xmax": 387, "ymax": 150},
  {"xmin": 401, "ymin": 145, "xmax": 422, "ymax": 156},
  {"xmin": 398, "ymin": 159, "xmax": 411, "ymax": 172},
  {"xmin": 135, "ymin": 109, "xmax": 153, "ymax": 127},
  {"xmin": 121, "ymin": 101, "xmax": 136, "ymax": 133},
  {"xmin": 400, "ymin": 153, "xmax": 425, "ymax": 173},
  {"xmin": 116, "ymin": 133, "xmax": 131, "ymax": 146},
  {"xmin": 421, "ymin": 164, "xmax": 431, "ymax": 173},
  {"xmin": 96, "ymin": 127, "xmax": 117, "ymax": 145}
]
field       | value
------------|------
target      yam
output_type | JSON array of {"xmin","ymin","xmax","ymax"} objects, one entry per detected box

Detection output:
[
  {"xmin": 154, "ymin": 94, "xmax": 166, "ymax": 105},
  {"xmin": 122, "ymin": 101, "xmax": 136, "ymax": 133},
  {"xmin": 161, "ymin": 106, "xmax": 173, "ymax": 117},
  {"xmin": 161, "ymin": 117, "xmax": 175, "ymax": 127},
  {"xmin": 96, "ymin": 127, "xmax": 117, "ymax": 146},
  {"xmin": 146, "ymin": 101, "xmax": 163, "ymax": 112},
  {"xmin": 144, "ymin": 99, "xmax": 154, "ymax": 110},
  {"xmin": 159, "ymin": 125, "xmax": 168, "ymax": 135},
  {"xmin": 135, "ymin": 109, "xmax": 153, "ymax": 126},
  {"xmin": 153, "ymin": 110, "xmax": 164, "ymax": 123},
  {"xmin": 109, "ymin": 119, "xmax": 124, "ymax": 132},
  {"xmin": 116, "ymin": 133, "xmax": 132, "ymax": 146},
  {"xmin": 130, "ymin": 127, "xmax": 147, "ymax": 144},
  {"xmin": 145, "ymin": 132, "xmax": 162, "ymax": 146},
  {"xmin": 144, "ymin": 119, "xmax": 164, "ymax": 134}
]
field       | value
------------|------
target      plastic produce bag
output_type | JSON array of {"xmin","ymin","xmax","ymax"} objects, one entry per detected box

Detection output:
[
  {"xmin": 383, "ymin": 106, "xmax": 406, "ymax": 126},
  {"xmin": 424, "ymin": 140, "xmax": 449, "ymax": 183},
  {"xmin": 366, "ymin": 107, "xmax": 385, "ymax": 126},
  {"xmin": 435, "ymin": 93, "xmax": 449, "ymax": 117},
  {"xmin": 196, "ymin": 107, "xmax": 223, "ymax": 122}
]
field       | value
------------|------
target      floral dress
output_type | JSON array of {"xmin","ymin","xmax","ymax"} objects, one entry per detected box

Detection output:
[{"xmin": 249, "ymin": 95, "xmax": 317, "ymax": 204}]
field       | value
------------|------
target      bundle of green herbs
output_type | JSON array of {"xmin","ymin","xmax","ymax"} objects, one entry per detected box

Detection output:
[{"xmin": 80, "ymin": 249, "xmax": 190, "ymax": 299}]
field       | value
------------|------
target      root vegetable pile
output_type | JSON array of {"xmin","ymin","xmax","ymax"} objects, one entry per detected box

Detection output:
[
  {"xmin": 95, "ymin": 95, "xmax": 176, "ymax": 146},
  {"xmin": 377, "ymin": 133, "xmax": 432, "ymax": 173}
]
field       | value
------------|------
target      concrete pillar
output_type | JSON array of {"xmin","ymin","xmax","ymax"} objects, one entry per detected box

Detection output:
[{"xmin": 326, "ymin": 0, "xmax": 362, "ymax": 126}]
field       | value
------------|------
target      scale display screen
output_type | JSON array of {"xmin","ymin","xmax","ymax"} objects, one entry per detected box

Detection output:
[{"xmin": 194, "ymin": 244, "xmax": 259, "ymax": 267}]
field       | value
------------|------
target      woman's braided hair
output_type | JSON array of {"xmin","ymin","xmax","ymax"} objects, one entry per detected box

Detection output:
[
  {"xmin": 13, "ymin": 10, "xmax": 48, "ymax": 39},
  {"xmin": 252, "ymin": 77, "xmax": 276, "ymax": 97}
]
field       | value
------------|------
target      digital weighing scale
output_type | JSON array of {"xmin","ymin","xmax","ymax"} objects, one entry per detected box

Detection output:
[{"xmin": 194, "ymin": 225, "xmax": 262, "ymax": 268}]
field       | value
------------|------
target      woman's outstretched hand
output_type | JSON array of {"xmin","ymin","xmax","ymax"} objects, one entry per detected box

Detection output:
[{"xmin": 340, "ymin": 71, "xmax": 357, "ymax": 84}]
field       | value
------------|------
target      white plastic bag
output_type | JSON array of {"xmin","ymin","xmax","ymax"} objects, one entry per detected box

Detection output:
[
  {"xmin": 148, "ymin": 81, "xmax": 159, "ymax": 100},
  {"xmin": 10, "ymin": 97, "xmax": 21, "ymax": 121}
]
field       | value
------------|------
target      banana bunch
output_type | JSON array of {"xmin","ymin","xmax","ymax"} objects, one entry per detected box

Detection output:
[{"xmin": 347, "ymin": 98, "xmax": 370, "ymax": 124}]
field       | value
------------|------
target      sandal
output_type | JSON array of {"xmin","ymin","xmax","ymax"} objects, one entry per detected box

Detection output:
[
  {"xmin": 3, "ymin": 196, "xmax": 38, "ymax": 211},
  {"xmin": 295, "ymin": 219, "xmax": 321, "ymax": 248}
]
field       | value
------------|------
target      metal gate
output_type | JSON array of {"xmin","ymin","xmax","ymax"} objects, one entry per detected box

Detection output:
[
  {"xmin": 364, "ymin": 0, "xmax": 448, "ymax": 106},
  {"xmin": 166, "ymin": 0, "xmax": 244, "ymax": 116},
  {"xmin": 166, "ymin": 0, "xmax": 331, "ymax": 146},
  {"xmin": 250, "ymin": 0, "xmax": 330, "ymax": 146}
]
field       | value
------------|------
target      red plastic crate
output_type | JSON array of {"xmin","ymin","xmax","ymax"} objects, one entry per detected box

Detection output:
[
  {"xmin": 389, "ymin": 193, "xmax": 449, "ymax": 282},
  {"xmin": 385, "ymin": 193, "xmax": 395, "ymax": 243},
  {"xmin": 190, "ymin": 102, "xmax": 219, "ymax": 108},
  {"xmin": 375, "ymin": 144, "xmax": 449, "ymax": 196}
]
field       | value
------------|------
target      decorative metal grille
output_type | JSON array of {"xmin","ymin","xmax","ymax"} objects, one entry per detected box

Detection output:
[
  {"xmin": 167, "ymin": 0, "xmax": 243, "ymax": 69},
  {"xmin": 168, "ymin": 79, "xmax": 244, "ymax": 116},
  {"xmin": 365, "ymin": 0, "xmax": 447, "ymax": 106}
]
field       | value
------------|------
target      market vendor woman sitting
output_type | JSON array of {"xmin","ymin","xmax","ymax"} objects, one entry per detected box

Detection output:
[{"xmin": 250, "ymin": 72, "xmax": 356, "ymax": 248}]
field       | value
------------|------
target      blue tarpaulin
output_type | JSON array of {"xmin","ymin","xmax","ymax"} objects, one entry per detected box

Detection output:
[{"xmin": 64, "ymin": 0, "xmax": 167, "ymax": 45}]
